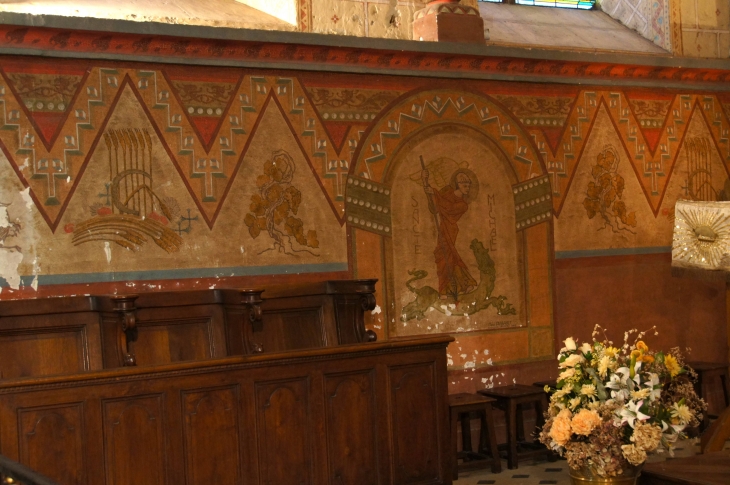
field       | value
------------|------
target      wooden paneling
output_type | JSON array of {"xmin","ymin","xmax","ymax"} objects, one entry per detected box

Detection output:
[
  {"xmin": 256, "ymin": 378, "xmax": 313, "ymax": 485},
  {"xmin": 18, "ymin": 404, "xmax": 86, "ymax": 485},
  {"xmin": 131, "ymin": 305, "xmax": 224, "ymax": 366},
  {"xmin": 0, "ymin": 282, "xmax": 377, "ymax": 375},
  {"xmin": 390, "ymin": 363, "xmax": 440, "ymax": 484},
  {"xmin": 257, "ymin": 306, "xmax": 325, "ymax": 352},
  {"xmin": 324, "ymin": 371, "xmax": 379, "ymax": 485},
  {"xmin": 182, "ymin": 386, "xmax": 241, "ymax": 485},
  {"xmin": 0, "ymin": 328, "xmax": 87, "ymax": 379},
  {"xmin": 103, "ymin": 395, "xmax": 167, "ymax": 485},
  {"xmin": 0, "ymin": 284, "xmax": 449, "ymax": 485},
  {"xmin": 135, "ymin": 319, "xmax": 213, "ymax": 366}
]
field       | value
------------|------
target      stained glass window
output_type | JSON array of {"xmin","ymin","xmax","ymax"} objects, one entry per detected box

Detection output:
[{"xmin": 479, "ymin": 0, "xmax": 595, "ymax": 9}]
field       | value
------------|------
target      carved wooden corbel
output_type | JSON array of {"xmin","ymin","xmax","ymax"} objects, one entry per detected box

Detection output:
[
  {"xmin": 110, "ymin": 295, "xmax": 139, "ymax": 366},
  {"xmin": 360, "ymin": 293, "xmax": 378, "ymax": 342},
  {"xmin": 241, "ymin": 290, "xmax": 264, "ymax": 354}
]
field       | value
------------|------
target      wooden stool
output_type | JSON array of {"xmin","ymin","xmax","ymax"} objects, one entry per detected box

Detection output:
[
  {"xmin": 478, "ymin": 384, "xmax": 549, "ymax": 469},
  {"xmin": 448, "ymin": 393, "xmax": 502, "ymax": 480},
  {"xmin": 687, "ymin": 361, "xmax": 730, "ymax": 429}
]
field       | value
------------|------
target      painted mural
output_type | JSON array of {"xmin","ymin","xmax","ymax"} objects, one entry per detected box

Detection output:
[
  {"xmin": 389, "ymin": 128, "xmax": 523, "ymax": 335},
  {"xmin": 0, "ymin": 50, "xmax": 728, "ymax": 376}
]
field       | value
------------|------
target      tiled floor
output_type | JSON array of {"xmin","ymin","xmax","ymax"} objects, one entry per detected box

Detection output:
[{"xmin": 454, "ymin": 439, "xmax": 705, "ymax": 484}]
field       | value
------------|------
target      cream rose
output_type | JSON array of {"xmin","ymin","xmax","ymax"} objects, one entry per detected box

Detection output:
[
  {"xmin": 563, "ymin": 337, "xmax": 577, "ymax": 351},
  {"xmin": 559, "ymin": 353, "xmax": 586, "ymax": 368}
]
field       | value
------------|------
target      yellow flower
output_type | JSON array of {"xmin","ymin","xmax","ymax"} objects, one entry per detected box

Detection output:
[
  {"xmin": 581, "ymin": 384, "xmax": 597, "ymax": 398},
  {"xmin": 630, "ymin": 349, "xmax": 642, "ymax": 360},
  {"xmin": 665, "ymin": 354, "xmax": 681, "ymax": 377},
  {"xmin": 671, "ymin": 403, "xmax": 692, "ymax": 424},
  {"xmin": 603, "ymin": 347, "xmax": 620, "ymax": 358},
  {"xmin": 639, "ymin": 354, "xmax": 655, "ymax": 365},
  {"xmin": 597, "ymin": 356, "xmax": 611, "ymax": 378},
  {"xmin": 630, "ymin": 388, "xmax": 650, "ymax": 400},
  {"xmin": 636, "ymin": 341, "xmax": 649, "ymax": 352}
]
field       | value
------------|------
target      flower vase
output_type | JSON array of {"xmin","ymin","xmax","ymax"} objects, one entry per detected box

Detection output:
[{"xmin": 568, "ymin": 465, "xmax": 642, "ymax": 485}]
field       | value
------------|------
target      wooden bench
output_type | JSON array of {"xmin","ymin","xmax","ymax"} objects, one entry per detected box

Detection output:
[
  {"xmin": 0, "ymin": 281, "xmax": 455, "ymax": 484},
  {"xmin": 0, "ymin": 280, "xmax": 378, "ymax": 377},
  {"xmin": 0, "ymin": 336, "xmax": 453, "ymax": 485}
]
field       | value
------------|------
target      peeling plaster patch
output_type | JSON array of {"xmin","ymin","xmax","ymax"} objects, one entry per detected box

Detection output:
[
  {"xmin": 373, "ymin": 325, "xmax": 381, "ymax": 329},
  {"xmin": 483, "ymin": 349, "xmax": 490, "ymax": 355},
  {"xmin": 464, "ymin": 361, "xmax": 475, "ymax": 369},
  {"xmin": 29, "ymin": 256, "xmax": 40, "ymax": 291},
  {"xmin": 66, "ymin": 176, "xmax": 71, "ymax": 183},
  {"xmin": 104, "ymin": 241, "xmax": 112, "ymax": 263},
  {"xmin": 0, "ymin": 206, "xmax": 9, "ymax": 227},
  {"xmin": 240, "ymin": 246, "xmax": 245, "ymax": 254},
  {"xmin": 371, "ymin": 304, "xmax": 381, "ymax": 315},
  {"xmin": 20, "ymin": 188, "xmax": 33, "ymax": 210},
  {"xmin": 0, "ymin": 203, "xmax": 22, "ymax": 291},
  {"xmin": 0, "ymin": 250, "xmax": 23, "ymax": 291}
]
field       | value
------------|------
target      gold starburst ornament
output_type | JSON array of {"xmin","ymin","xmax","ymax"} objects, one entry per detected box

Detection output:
[{"xmin": 672, "ymin": 201, "xmax": 730, "ymax": 271}]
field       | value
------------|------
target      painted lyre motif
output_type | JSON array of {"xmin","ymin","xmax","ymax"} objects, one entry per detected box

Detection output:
[
  {"xmin": 71, "ymin": 129, "xmax": 183, "ymax": 253},
  {"xmin": 684, "ymin": 138, "xmax": 715, "ymax": 202}
]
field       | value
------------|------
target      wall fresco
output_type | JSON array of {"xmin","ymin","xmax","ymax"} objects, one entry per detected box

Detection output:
[{"xmin": 0, "ymin": 54, "xmax": 728, "ymax": 375}]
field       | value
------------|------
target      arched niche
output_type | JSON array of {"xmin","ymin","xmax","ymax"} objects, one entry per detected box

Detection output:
[
  {"xmin": 384, "ymin": 122, "xmax": 526, "ymax": 336},
  {"xmin": 346, "ymin": 90, "xmax": 554, "ymax": 363}
]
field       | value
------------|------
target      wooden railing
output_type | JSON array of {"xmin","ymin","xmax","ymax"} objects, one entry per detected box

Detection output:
[{"xmin": 0, "ymin": 455, "xmax": 59, "ymax": 485}]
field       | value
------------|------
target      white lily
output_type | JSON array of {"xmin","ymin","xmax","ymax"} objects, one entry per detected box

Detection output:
[
  {"xmin": 644, "ymin": 373, "xmax": 661, "ymax": 401},
  {"xmin": 618, "ymin": 400, "xmax": 650, "ymax": 428}
]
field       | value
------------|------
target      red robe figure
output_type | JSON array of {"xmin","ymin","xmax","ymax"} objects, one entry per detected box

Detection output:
[{"xmin": 421, "ymin": 169, "xmax": 477, "ymax": 299}]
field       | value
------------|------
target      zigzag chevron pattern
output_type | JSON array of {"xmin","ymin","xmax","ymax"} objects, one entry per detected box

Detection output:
[
  {"xmin": 0, "ymin": 64, "xmax": 729, "ymax": 231},
  {"xmin": 0, "ymin": 68, "xmax": 123, "ymax": 230},
  {"xmin": 355, "ymin": 90, "xmax": 546, "ymax": 184},
  {"xmin": 0, "ymin": 69, "xmax": 355, "ymax": 230},
  {"xmin": 527, "ymin": 92, "xmax": 730, "ymax": 216}
]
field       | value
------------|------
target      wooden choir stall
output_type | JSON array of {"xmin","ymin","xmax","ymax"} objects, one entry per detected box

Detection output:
[{"xmin": 0, "ymin": 280, "xmax": 453, "ymax": 484}]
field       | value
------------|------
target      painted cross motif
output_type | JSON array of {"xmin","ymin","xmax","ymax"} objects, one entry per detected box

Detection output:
[
  {"xmin": 31, "ymin": 158, "xmax": 66, "ymax": 205},
  {"xmin": 192, "ymin": 158, "xmax": 225, "ymax": 202}
]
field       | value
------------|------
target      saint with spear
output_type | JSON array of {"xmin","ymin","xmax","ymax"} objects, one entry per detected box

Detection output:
[{"xmin": 419, "ymin": 156, "xmax": 477, "ymax": 301}]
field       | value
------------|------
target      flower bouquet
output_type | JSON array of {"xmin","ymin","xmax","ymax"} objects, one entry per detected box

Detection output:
[{"xmin": 539, "ymin": 326, "xmax": 706, "ymax": 484}]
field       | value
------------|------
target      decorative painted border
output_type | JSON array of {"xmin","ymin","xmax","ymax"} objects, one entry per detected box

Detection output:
[{"xmin": 0, "ymin": 23, "xmax": 728, "ymax": 89}]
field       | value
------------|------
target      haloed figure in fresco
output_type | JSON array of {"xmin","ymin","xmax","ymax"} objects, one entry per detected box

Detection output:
[{"xmin": 421, "ymin": 167, "xmax": 477, "ymax": 300}]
